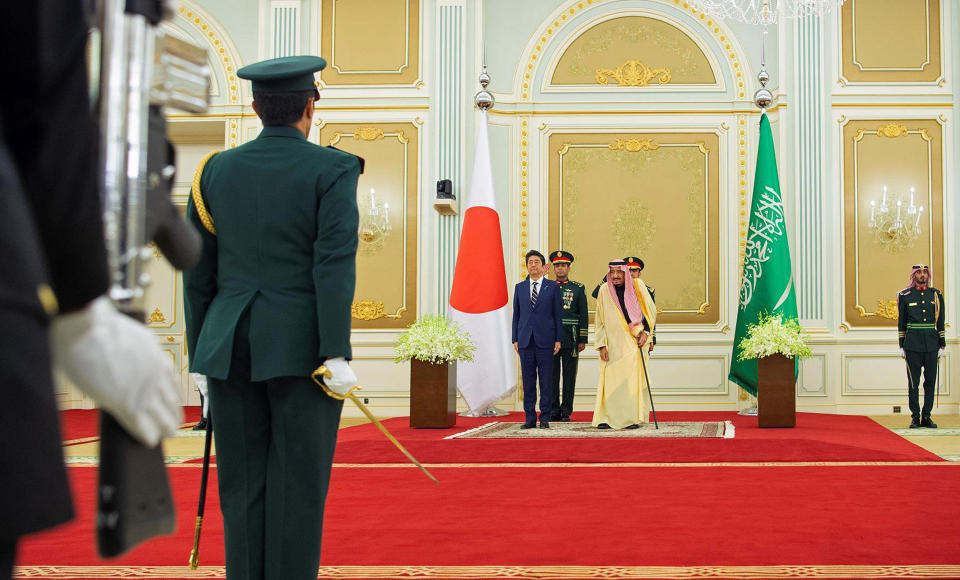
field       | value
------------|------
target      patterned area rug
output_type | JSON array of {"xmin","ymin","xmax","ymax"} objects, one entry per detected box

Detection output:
[{"xmin": 445, "ymin": 421, "xmax": 734, "ymax": 439}]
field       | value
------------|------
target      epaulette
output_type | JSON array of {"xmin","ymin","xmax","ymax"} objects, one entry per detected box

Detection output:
[
  {"xmin": 571, "ymin": 281, "xmax": 584, "ymax": 287},
  {"xmin": 327, "ymin": 145, "xmax": 365, "ymax": 174},
  {"xmin": 899, "ymin": 289, "xmax": 912, "ymax": 296}
]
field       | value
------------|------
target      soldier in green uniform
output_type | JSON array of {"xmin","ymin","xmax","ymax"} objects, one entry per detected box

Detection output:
[
  {"xmin": 548, "ymin": 250, "xmax": 588, "ymax": 421},
  {"xmin": 184, "ymin": 56, "xmax": 362, "ymax": 580},
  {"xmin": 897, "ymin": 264, "xmax": 946, "ymax": 429}
]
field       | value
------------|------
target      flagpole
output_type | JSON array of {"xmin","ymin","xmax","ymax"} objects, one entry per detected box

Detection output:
[
  {"xmin": 737, "ymin": 27, "xmax": 774, "ymax": 417},
  {"xmin": 459, "ymin": 57, "xmax": 509, "ymax": 419}
]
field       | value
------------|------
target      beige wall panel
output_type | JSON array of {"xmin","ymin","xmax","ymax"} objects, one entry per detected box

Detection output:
[
  {"xmin": 551, "ymin": 16, "xmax": 716, "ymax": 86},
  {"xmin": 797, "ymin": 355, "xmax": 827, "ymax": 397},
  {"xmin": 318, "ymin": 123, "xmax": 418, "ymax": 329},
  {"xmin": 548, "ymin": 132, "xmax": 720, "ymax": 325},
  {"xmin": 644, "ymin": 355, "xmax": 729, "ymax": 395},
  {"xmin": 843, "ymin": 354, "xmax": 949, "ymax": 396},
  {"xmin": 842, "ymin": 119, "xmax": 944, "ymax": 328},
  {"xmin": 841, "ymin": 0, "xmax": 942, "ymax": 83},
  {"xmin": 320, "ymin": 0, "xmax": 421, "ymax": 86}
]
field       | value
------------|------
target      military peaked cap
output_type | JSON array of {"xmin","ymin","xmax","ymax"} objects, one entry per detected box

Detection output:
[
  {"xmin": 549, "ymin": 250, "xmax": 574, "ymax": 264},
  {"xmin": 238, "ymin": 55, "xmax": 326, "ymax": 93},
  {"xmin": 623, "ymin": 256, "xmax": 645, "ymax": 270}
]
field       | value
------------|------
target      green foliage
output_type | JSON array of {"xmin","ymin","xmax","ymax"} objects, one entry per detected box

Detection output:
[
  {"xmin": 394, "ymin": 315, "xmax": 476, "ymax": 364},
  {"xmin": 737, "ymin": 312, "xmax": 813, "ymax": 361}
]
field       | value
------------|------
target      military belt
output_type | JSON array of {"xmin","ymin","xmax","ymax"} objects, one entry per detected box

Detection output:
[{"xmin": 906, "ymin": 323, "xmax": 936, "ymax": 329}]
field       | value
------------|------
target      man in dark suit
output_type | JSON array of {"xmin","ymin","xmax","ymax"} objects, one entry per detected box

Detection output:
[
  {"xmin": 184, "ymin": 56, "xmax": 361, "ymax": 580},
  {"xmin": 512, "ymin": 250, "xmax": 562, "ymax": 429}
]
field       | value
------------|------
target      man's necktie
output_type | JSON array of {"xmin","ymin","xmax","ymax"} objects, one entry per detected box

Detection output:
[{"xmin": 531, "ymin": 281, "xmax": 538, "ymax": 308}]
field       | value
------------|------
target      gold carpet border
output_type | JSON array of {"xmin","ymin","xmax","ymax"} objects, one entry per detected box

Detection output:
[
  {"xmin": 14, "ymin": 565, "xmax": 960, "ymax": 578},
  {"xmin": 62, "ymin": 460, "xmax": 959, "ymax": 469}
]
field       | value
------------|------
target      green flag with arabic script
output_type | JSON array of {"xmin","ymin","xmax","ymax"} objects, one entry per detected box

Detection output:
[{"xmin": 729, "ymin": 113, "xmax": 799, "ymax": 396}]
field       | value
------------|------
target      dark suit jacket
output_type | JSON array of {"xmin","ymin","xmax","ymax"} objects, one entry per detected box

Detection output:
[
  {"xmin": 184, "ymin": 126, "xmax": 361, "ymax": 381},
  {"xmin": 511, "ymin": 277, "xmax": 563, "ymax": 349},
  {"xmin": 0, "ymin": 0, "xmax": 108, "ymax": 541}
]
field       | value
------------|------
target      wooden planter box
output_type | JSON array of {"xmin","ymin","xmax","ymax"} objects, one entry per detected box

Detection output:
[
  {"xmin": 757, "ymin": 353, "xmax": 796, "ymax": 428},
  {"xmin": 409, "ymin": 360, "xmax": 457, "ymax": 429}
]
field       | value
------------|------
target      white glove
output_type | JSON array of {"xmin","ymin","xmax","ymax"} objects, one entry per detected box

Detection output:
[
  {"xmin": 51, "ymin": 296, "xmax": 183, "ymax": 446},
  {"xmin": 191, "ymin": 373, "xmax": 209, "ymax": 418},
  {"xmin": 319, "ymin": 357, "xmax": 358, "ymax": 400},
  {"xmin": 900, "ymin": 348, "xmax": 905, "ymax": 358}
]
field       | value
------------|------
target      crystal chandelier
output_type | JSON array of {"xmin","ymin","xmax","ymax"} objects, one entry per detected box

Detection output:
[
  {"xmin": 868, "ymin": 185, "xmax": 924, "ymax": 253},
  {"xmin": 688, "ymin": 0, "xmax": 845, "ymax": 25},
  {"xmin": 358, "ymin": 187, "xmax": 391, "ymax": 252}
]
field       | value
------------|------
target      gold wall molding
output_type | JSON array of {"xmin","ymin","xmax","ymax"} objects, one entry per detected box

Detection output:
[
  {"xmin": 875, "ymin": 123, "xmax": 909, "ymax": 138},
  {"xmin": 857, "ymin": 299, "xmax": 898, "ymax": 319},
  {"xmin": 608, "ymin": 138, "xmax": 659, "ymax": 152},
  {"xmin": 354, "ymin": 127, "xmax": 385, "ymax": 141},
  {"xmin": 320, "ymin": 122, "xmax": 418, "ymax": 329},
  {"xmin": 149, "ymin": 307, "xmax": 168, "ymax": 325},
  {"xmin": 548, "ymin": 132, "xmax": 720, "ymax": 325},
  {"xmin": 174, "ymin": 2, "xmax": 240, "ymax": 104},
  {"xmin": 321, "ymin": 0, "xmax": 421, "ymax": 86},
  {"xmin": 352, "ymin": 300, "xmax": 386, "ymax": 320},
  {"xmin": 595, "ymin": 60, "xmax": 672, "ymax": 87},
  {"xmin": 521, "ymin": 0, "xmax": 743, "ymax": 101},
  {"xmin": 840, "ymin": 0, "xmax": 942, "ymax": 84},
  {"xmin": 519, "ymin": 118, "xmax": 530, "ymax": 279},
  {"xmin": 843, "ymin": 119, "xmax": 944, "ymax": 328}
]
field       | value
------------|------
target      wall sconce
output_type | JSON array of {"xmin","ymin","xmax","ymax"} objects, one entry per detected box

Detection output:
[
  {"xmin": 868, "ymin": 185, "xmax": 923, "ymax": 253},
  {"xmin": 358, "ymin": 187, "xmax": 391, "ymax": 251}
]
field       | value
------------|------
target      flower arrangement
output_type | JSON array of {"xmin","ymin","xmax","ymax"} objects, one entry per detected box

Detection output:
[
  {"xmin": 737, "ymin": 312, "xmax": 813, "ymax": 361},
  {"xmin": 394, "ymin": 315, "xmax": 476, "ymax": 364}
]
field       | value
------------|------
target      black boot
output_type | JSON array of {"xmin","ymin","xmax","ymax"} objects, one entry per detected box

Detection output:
[
  {"xmin": 909, "ymin": 417, "xmax": 921, "ymax": 429},
  {"xmin": 920, "ymin": 417, "xmax": 938, "ymax": 429},
  {"xmin": 193, "ymin": 417, "xmax": 208, "ymax": 431}
]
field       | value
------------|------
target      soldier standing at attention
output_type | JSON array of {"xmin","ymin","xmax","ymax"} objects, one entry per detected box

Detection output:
[
  {"xmin": 549, "ymin": 251, "xmax": 588, "ymax": 421},
  {"xmin": 184, "ymin": 56, "xmax": 362, "ymax": 580},
  {"xmin": 898, "ymin": 263, "xmax": 946, "ymax": 429}
]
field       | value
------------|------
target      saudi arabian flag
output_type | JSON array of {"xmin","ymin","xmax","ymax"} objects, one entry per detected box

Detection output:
[{"xmin": 729, "ymin": 113, "xmax": 799, "ymax": 396}]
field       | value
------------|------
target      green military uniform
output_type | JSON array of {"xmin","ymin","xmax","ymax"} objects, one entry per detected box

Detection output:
[
  {"xmin": 548, "ymin": 251, "xmax": 588, "ymax": 421},
  {"xmin": 897, "ymin": 265, "xmax": 945, "ymax": 427},
  {"xmin": 183, "ymin": 56, "xmax": 361, "ymax": 580}
]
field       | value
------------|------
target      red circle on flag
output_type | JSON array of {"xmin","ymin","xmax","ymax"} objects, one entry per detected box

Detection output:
[{"xmin": 449, "ymin": 207, "xmax": 509, "ymax": 313}]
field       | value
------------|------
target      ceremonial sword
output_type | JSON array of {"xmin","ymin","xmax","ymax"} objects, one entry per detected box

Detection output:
[
  {"xmin": 312, "ymin": 365, "xmax": 439, "ymax": 485},
  {"xmin": 188, "ymin": 414, "xmax": 214, "ymax": 569}
]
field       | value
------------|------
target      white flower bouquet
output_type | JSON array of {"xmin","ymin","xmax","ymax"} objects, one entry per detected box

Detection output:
[
  {"xmin": 394, "ymin": 315, "xmax": 476, "ymax": 364},
  {"xmin": 737, "ymin": 312, "xmax": 813, "ymax": 361}
]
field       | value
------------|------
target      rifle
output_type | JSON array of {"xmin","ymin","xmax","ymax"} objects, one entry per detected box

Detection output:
[{"xmin": 92, "ymin": 0, "xmax": 209, "ymax": 557}]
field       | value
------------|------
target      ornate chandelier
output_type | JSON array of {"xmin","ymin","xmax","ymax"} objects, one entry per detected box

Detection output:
[
  {"xmin": 358, "ymin": 187, "xmax": 392, "ymax": 252},
  {"xmin": 687, "ymin": 0, "xmax": 845, "ymax": 25},
  {"xmin": 868, "ymin": 185, "xmax": 924, "ymax": 253}
]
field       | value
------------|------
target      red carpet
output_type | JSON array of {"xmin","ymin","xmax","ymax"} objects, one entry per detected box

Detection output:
[
  {"xmin": 328, "ymin": 411, "xmax": 942, "ymax": 464},
  {"xmin": 61, "ymin": 408, "xmax": 203, "ymax": 443},
  {"xmin": 15, "ymin": 463, "xmax": 960, "ymax": 568},
  {"xmin": 26, "ymin": 411, "xmax": 954, "ymax": 578}
]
